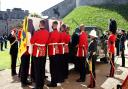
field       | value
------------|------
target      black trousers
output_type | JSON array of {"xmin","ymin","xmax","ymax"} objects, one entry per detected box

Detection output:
[
  {"xmin": 0, "ymin": 42, "xmax": 3, "ymax": 51},
  {"xmin": 5, "ymin": 41, "xmax": 7, "ymax": 49},
  {"xmin": 20, "ymin": 54, "xmax": 30, "ymax": 84},
  {"xmin": 116, "ymin": 46, "xmax": 120, "ymax": 56},
  {"xmin": 121, "ymin": 49, "xmax": 125, "ymax": 67},
  {"xmin": 77, "ymin": 57, "xmax": 86, "ymax": 80},
  {"xmin": 31, "ymin": 56, "xmax": 35, "ymax": 82},
  {"xmin": 63, "ymin": 53, "xmax": 69, "ymax": 79},
  {"xmin": 33, "ymin": 56, "xmax": 46, "ymax": 89},
  {"xmin": 49, "ymin": 55, "xmax": 63, "ymax": 84},
  {"xmin": 11, "ymin": 53, "xmax": 17, "ymax": 75}
]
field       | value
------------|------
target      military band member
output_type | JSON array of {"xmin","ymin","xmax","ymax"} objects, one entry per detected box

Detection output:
[
  {"xmin": 107, "ymin": 19, "xmax": 117, "ymax": 77},
  {"xmin": 3, "ymin": 32, "xmax": 8, "ymax": 49},
  {"xmin": 30, "ymin": 20, "xmax": 49, "ymax": 89},
  {"xmin": 76, "ymin": 24, "xmax": 88, "ymax": 82},
  {"xmin": 0, "ymin": 35, "xmax": 4, "ymax": 51},
  {"xmin": 8, "ymin": 29, "xmax": 18, "ymax": 76},
  {"xmin": 88, "ymin": 30, "xmax": 97, "ymax": 88}
]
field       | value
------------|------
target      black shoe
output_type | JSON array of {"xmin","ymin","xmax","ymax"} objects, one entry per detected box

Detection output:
[
  {"xmin": 47, "ymin": 83, "xmax": 57, "ymax": 87},
  {"xmin": 11, "ymin": 73, "xmax": 17, "ymax": 76},
  {"xmin": 76, "ymin": 79, "xmax": 85, "ymax": 82},
  {"xmin": 21, "ymin": 83, "xmax": 27, "ymax": 87},
  {"xmin": 121, "ymin": 65, "xmax": 125, "ymax": 67},
  {"xmin": 45, "ymin": 76, "xmax": 48, "ymax": 79},
  {"xmin": 25, "ymin": 81, "xmax": 32, "ymax": 85},
  {"xmin": 58, "ymin": 79, "xmax": 64, "ymax": 83},
  {"xmin": 87, "ymin": 84, "xmax": 95, "ymax": 88}
]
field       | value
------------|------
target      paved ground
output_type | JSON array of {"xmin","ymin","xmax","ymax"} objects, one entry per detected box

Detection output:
[
  {"xmin": 0, "ymin": 42, "xmax": 128, "ymax": 89},
  {"xmin": 0, "ymin": 56, "xmax": 128, "ymax": 89}
]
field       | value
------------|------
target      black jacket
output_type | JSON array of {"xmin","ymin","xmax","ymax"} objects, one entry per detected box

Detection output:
[{"xmin": 7, "ymin": 34, "xmax": 18, "ymax": 55}]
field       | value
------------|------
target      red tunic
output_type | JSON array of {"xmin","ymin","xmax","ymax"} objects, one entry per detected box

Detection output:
[
  {"xmin": 64, "ymin": 33, "xmax": 70, "ymax": 53},
  {"xmin": 76, "ymin": 31, "xmax": 88, "ymax": 57},
  {"xmin": 30, "ymin": 28, "xmax": 49, "ymax": 57},
  {"xmin": 107, "ymin": 34, "xmax": 116, "ymax": 54},
  {"xmin": 48, "ymin": 29, "xmax": 60, "ymax": 56},
  {"xmin": 58, "ymin": 32, "xmax": 67, "ymax": 54}
]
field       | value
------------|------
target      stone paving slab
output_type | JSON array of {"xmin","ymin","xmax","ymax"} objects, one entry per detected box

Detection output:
[{"xmin": 0, "ymin": 57, "xmax": 128, "ymax": 89}]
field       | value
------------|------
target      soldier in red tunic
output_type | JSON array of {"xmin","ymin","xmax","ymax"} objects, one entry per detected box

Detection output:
[
  {"xmin": 76, "ymin": 24, "xmax": 88, "ymax": 82},
  {"xmin": 30, "ymin": 20, "xmax": 49, "ymax": 89},
  {"xmin": 107, "ymin": 19, "xmax": 117, "ymax": 77},
  {"xmin": 47, "ymin": 21, "xmax": 60, "ymax": 87}
]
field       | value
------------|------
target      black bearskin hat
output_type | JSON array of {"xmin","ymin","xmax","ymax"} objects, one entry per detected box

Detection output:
[{"xmin": 109, "ymin": 19, "xmax": 117, "ymax": 34}]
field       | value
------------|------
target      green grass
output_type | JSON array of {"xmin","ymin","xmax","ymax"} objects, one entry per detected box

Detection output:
[
  {"xmin": 63, "ymin": 4, "xmax": 128, "ymax": 34},
  {"xmin": 0, "ymin": 49, "xmax": 11, "ymax": 70},
  {"xmin": 0, "ymin": 44, "xmax": 20, "ymax": 70}
]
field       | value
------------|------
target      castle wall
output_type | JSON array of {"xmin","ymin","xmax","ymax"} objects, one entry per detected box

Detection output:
[
  {"xmin": 42, "ymin": 0, "xmax": 76, "ymax": 19},
  {"xmin": 77, "ymin": 0, "xmax": 128, "ymax": 6}
]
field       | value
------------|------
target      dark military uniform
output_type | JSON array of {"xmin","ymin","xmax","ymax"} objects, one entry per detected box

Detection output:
[
  {"xmin": 120, "ymin": 32, "xmax": 126, "ymax": 67},
  {"xmin": 0, "ymin": 36, "xmax": 4, "ymax": 51},
  {"xmin": 8, "ymin": 34, "xmax": 18, "ymax": 76},
  {"xmin": 88, "ymin": 38, "xmax": 97, "ymax": 88},
  {"xmin": 3, "ymin": 33, "xmax": 8, "ymax": 49},
  {"xmin": 115, "ymin": 34, "xmax": 121, "ymax": 56}
]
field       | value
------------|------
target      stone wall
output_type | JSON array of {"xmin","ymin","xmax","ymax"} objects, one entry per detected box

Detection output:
[
  {"xmin": 42, "ymin": 0, "xmax": 76, "ymax": 19},
  {"xmin": 0, "ymin": 19, "xmax": 22, "ymax": 36},
  {"xmin": 76, "ymin": 0, "xmax": 128, "ymax": 6}
]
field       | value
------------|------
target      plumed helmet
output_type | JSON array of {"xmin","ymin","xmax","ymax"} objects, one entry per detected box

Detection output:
[{"xmin": 109, "ymin": 19, "xmax": 117, "ymax": 34}]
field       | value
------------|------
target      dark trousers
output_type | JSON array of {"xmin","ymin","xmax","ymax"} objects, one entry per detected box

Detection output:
[
  {"xmin": 63, "ymin": 53, "xmax": 69, "ymax": 79},
  {"xmin": 116, "ymin": 46, "xmax": 120, "ymax": 56},
  {"xmin": 89, "ymin": 55, "xmax": 96, "ymax": 87},
  {"xmin": 121, "ymin": 49, "xmax": 125, "ymax": 67},
  {"xmin": 109, "ymin": 54, "xmax": 115, "ymax": 77},
  {"xmin": 49, "ymin": 55, "xmax": 63, "ymax": 84},
  {"xmin": 20, "ymin": 54, "xmax": 30, "ymax": 84},
  {"xmin": 5, "ymin": 41, "xmax": 7, "ymax": 49},
  {"xmin": 31, "ymin": 56, "xmax": 35, "ymax": 82},
  {"xmin": 11, "ymin": 53, "xmax": 17, "ymax": 75},
  {"xmin": 57, "ymin": 54, "xmax": 64, "ymax": 82},
  {"xmin": 33, "ymin": 56, "xmax": 46, "ymax": 89},
  {"xmin": 77, "ymin": 57, "xmax": 86, "ymax": 80},
  {"xmin": 0, "ymin": 42, "xmax": 3, "ymax": 51}
]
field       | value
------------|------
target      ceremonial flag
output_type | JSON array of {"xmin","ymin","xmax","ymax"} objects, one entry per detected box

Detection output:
[{"xmin": 18, "ymin": 16, "xmax": 29, "ymax": 58}]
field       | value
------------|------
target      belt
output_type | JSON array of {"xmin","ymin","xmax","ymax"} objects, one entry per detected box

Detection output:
[
  {"xmin": 33, "ymin": 43, "xmax": 46, "ymax": 57},
  {"xmin": 34, "ymin": 43, "xmax": 46, "ymax": 46},
  {"xmin": 48, "ymin": 43, "xmax": 58, "ymax": 45},
  {"xmin": 10, "ymin": 40, "xmax": 18, "ymax": 47},
  {"xmin": 48, "ymin": 43, "xmax": 58, "ymax": 55},
  {"xmin": 58, "ymin": 43, "xmax": 65, "ymax": 45},
  {"xmin": 65, "ymin": 44, "xmax": 68, "ymax": 46}
]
